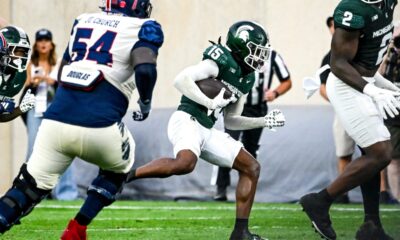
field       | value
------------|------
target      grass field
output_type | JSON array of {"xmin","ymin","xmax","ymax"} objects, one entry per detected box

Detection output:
[{"xmin": 1, "ymin": 200, "xmax": 399, "ymax": 240}]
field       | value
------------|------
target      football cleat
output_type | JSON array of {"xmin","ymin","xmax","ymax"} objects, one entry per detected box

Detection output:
[
  {"xmin": 230, "ymin": 230, "xmax": 267, "ymax": 240},
  {"xmin": 355, "ymin": 221, "xmax": 394, "ymax": 240},
  {"xmin": 213, "ymin": 186, "xmax": 228, "ymax": 202},
  {"xmin": 300, "ymin": 193, "xmax": 336, "ymax": 240},
  {"xmin": 60, "ymin": 219, "xmax": 87, "ymax": 240}
]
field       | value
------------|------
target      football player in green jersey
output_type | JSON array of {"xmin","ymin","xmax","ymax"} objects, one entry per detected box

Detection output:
[
  {"xmin": 300, "ymin": 0, "xmax": 398, "ymax": 239},
  {"xmin": 127, "ymin": 21, "xmax": 285, "ymax": 240},
  {"xmin": 0, "ymin": 26, "xmax": 35, "ymax": 122}
]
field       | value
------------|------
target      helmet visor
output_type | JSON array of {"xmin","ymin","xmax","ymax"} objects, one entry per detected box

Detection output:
[
  {"xmin": 244, "ymin": 41, "xmax": 271, "ymax": 72},
  {"xmin": 7, "ymin": 44, "xmax": 31, "ymax": 72}
]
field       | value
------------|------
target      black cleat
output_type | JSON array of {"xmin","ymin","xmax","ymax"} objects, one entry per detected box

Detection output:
[
  {"xmin": 355, "ymin": 221, "xmax": 393, "ymax": 240},
  {"xmin": 229, "ymin": 231, "xmax": 266, "ymax": 240},
  {"xmin": 213, "ymin": 186, "xmax": 228, "ymax": 201},
  {"xmin": 300, "ymin": 193, "xmax": 336, "ymax": 240}
]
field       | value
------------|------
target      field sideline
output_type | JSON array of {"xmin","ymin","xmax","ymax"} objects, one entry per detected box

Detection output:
[{"xmin": 1, "ymin": 200, "xmax": 399, "ymax": 240}]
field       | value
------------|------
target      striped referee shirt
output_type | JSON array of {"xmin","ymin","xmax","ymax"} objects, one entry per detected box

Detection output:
[{"xmin": 246, "ymin": 49, "xmax": 290, "ymax": 106}]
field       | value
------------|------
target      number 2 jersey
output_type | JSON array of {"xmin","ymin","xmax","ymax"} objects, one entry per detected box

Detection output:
[
  {"xmin": 333, "ymin": 0, "xmax": 397, "ymax": 70},
  {"xmin": 178, "ymin": 44, "xmax": 256, "ymax": 129},
  {"xmin": 44, "ymin": 12, "xmax": 163, "ymax": 127}
]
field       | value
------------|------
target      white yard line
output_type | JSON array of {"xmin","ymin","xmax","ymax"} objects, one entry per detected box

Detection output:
[{"xmin": 36, "ymin": 204, "xmax": 400, "ymax": 212}]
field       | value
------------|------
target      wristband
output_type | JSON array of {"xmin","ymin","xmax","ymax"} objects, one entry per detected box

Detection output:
[{"xmin": 273, "ymin": 90, "xmax": 280, "ymax": 98}]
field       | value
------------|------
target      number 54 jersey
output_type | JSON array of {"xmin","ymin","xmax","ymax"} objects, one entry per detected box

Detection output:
[
  {"xmin": 333, "ymin": 0, "xmax": 397, "ymax": 70},
  {"xmin": 45, "ymin": 12, "xmax": 163, "ymax": 127}
]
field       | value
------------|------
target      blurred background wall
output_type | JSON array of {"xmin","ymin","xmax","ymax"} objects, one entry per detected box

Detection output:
[{"xmin": 0, "ymin": 0, "xmax": 399, "ymax": 194}]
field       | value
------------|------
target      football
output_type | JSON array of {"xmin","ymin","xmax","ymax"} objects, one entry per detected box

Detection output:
[{"xmin": 195, "ymin": 78, "xmax": 232, "ymax": 99}]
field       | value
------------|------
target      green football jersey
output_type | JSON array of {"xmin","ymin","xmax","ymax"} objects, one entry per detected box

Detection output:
[
  {"xmin": 333, "ymin": 0, "xmax": 397, "ymax": 70},
  {"xmin": 0, "ymin": 71, "xmax": 26, "ymax": 100},
  {"xmin": 177, "ymin": 44, "xmax": 255, "ymax": 129}
]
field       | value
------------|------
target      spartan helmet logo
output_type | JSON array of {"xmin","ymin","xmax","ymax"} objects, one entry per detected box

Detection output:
[{"xmin": 235, "ymin": 25, "xmax": 254, "ymax": 42}]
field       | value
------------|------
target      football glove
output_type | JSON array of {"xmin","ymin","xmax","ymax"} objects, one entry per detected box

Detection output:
[
  {"xmin": 374, "ymin": 72, "xmax": 400, "ymax": 92},
  {"xmin": 132, "ymin": 99, "xmax": 151, "ymax": 121},
  {"xmin": 210, "ymin": 88, "xmax": 237, "ymax": 110},
  {"xmin": 363, "ymin": 83, "xmax": 400, "ymax": 119},
  {"xmin": 0, "ymin": 99, "xmax": 16, "ymax": 114},
  {"xmin": 264, "ymin": 109, "xmax": 285, "ymax": 130},
  {"xmin": 19, "ymin": 89, "xmax": 35, "ymax": 113}
]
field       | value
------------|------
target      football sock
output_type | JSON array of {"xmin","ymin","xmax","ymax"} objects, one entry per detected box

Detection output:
[
  {"xmin": 318, "ymin": 189, "xmax": 334, "ymax": 204},
  {"xmin": 74, "ymin": 194, "xmax": 106, "ymax": 226},
  {"xmin": 360, "ymin": 173, "xmax": 381, "ymax": 228},
  {"xmin": 232, "ymin": 218, "xmax": 249, "ymax": 233}
]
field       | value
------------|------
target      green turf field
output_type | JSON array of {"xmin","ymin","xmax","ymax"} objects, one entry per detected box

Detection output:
[{"xmin": 1, "ymin": 200, "xmax": 399, "ymax": 240}]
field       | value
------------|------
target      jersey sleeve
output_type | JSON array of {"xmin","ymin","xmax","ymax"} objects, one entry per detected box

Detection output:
[
  {"xmin": 133, "ymin": 20, "xmax": 164, "ymax": 54},
  {"xmin": 62, "ymin": 19, "xmax": 79, "ymax": 62},
  {"xmin": 202, "ymin": 44, "xmax": 229, "ymax": 75},
  {"xmin": 333, "ymin": 2, "xmax": 366, "ymax": 30}
]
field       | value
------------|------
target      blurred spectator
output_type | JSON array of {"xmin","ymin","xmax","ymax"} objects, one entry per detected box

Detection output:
[
  {"xmin": 319, "ymin": 16, "xmax": 355, "ymax": 204},
  {"xmin": 213, "ymin": 46, "xmax": 292, "ymax": 201},
  {"xmin": 23, "ymin": 28, "xmax": 78, "ymax": 200},
  {"xmin": 379, "ymin": 21, "xmax": 400, "ymax": 202}
]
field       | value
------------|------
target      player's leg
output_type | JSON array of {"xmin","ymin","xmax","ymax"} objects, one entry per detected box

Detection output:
[
  {"xmin": 200, "ymin": 129, "xmax": 262, "ymax": 240},
  {"xmin": 0, "ymin": 119, "xmax": 72, "ymax": 234},
  {"xmin": 229, "ymin": 149, "xmax": 261, "ymax": 240},
  {"xmin": 300, "ymin": 75, "xmax": 392, "ymax": 240},
  {"xmin": 127, "ymin": 111, "xmax": 202, "ymax": 181},
  {"xmin": 214, "ymin": 128, "xmax": 241, "ymax": 201},
  {"xmin": 61, "ymin": 122, "xmax": 135, "ymax": 240}
]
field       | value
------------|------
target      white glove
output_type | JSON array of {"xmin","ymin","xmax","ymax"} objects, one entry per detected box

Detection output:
[
  {"xmin": 264, "ymin": 109, "xmax": 285, "ymax": 130},
  {"xmin": 363, "ymin": 83, "xmax": 400, "ymax": 119},
  {"xmin": 209, "ymin": 88, "xmax": 237, "ymax": 110},
  {"xmin": 374, "ymin": 72, "xmax": 400, "ymax": 92},
  {"xmin": 19, "ymin": 89, "xmax": 35, "ymax": 113}
]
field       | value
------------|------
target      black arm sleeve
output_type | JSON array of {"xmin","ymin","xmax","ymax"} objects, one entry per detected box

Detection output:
[{"xmin": 134, "ymin": 63, "xmax": 157, "ymax": 103}]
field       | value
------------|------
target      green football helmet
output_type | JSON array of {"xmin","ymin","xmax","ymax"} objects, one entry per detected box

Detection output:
[
  {"xmin": 0, "ymin": 26, "xmax": 31, "ymax": 73},
  {"xmin": 226, "ymin": 21, "xmax": 270, "ymax": 72}
]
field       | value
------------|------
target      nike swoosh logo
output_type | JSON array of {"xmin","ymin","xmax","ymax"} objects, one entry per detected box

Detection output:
[{"xmin": 14, "ymin": 84, "xmax": 20, "ymax": 87}]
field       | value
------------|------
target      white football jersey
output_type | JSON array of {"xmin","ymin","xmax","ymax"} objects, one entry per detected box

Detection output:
[{"xmin": 64, "ymin": 12, "xmax": 157, "ymax": 99}]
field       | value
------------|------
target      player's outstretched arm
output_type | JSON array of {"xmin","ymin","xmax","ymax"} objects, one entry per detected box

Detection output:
[
  {"xmin": 0, "ymin": 90, "xmax": 35, "ymax": 122},
  {"xmin": 224, "ymin": 95, "xmax": 285, "ymax": 131},
  {"xmin": 131, "ymin": 47, "xmax": 158, "ymax": 121},
  {"xmin": 173, "ymin": 59, "xmax": 231, "ymax": 110}
]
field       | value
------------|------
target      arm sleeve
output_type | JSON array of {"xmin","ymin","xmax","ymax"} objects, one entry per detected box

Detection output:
[
  {"xmin": 135, "ymin": 63, "xmax": 157, "ymax": 103},
  {"xmin": 272, "ymin": 52, "xmax": 290, "ymax": 81},
  {"xmin": 223, "ymin": 95, "xmax": 265, "ymax": 130},
  {"xmin": 173, "ymin": 59, "xmax": 219, "ymax": 109}
]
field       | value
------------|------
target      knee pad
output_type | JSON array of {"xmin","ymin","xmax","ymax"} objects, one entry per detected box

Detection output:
[
  {"xmin": 0, "ymin": 164, "xmax": 50, "ymax": 233},
  {"xmin": 87, "ymin": 170, "xmax": 127, "ymax": 206}
]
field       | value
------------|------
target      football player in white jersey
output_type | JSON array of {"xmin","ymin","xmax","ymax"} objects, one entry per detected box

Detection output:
[{"xmin": 0, "ymin": 0, "xmax": 163, "ymax": 239}]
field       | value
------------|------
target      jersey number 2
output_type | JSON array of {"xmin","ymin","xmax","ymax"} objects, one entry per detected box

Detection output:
[
  {"xmin": 72, "ymin": 28, "xmax": 117, "ymax": 67},
  {"xmin": 376, "ymin": 32, "xmax": 393, "ymax": 65}
]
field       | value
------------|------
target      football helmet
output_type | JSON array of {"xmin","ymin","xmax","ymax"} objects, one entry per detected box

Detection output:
[
  {"xmin": 360, "ymin": 0, "xmax": 383, "ymax": 3},
  {"xmin": 100, "ymin": 0, "xmax": 152, "ymax": 18},
  {"xmin": 0, "ymin": 26, "xmax": 31, "ymax": 73},
  {"xmin": 226, "ymin": 21, "xmax": 270, "ymax": 72}
]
